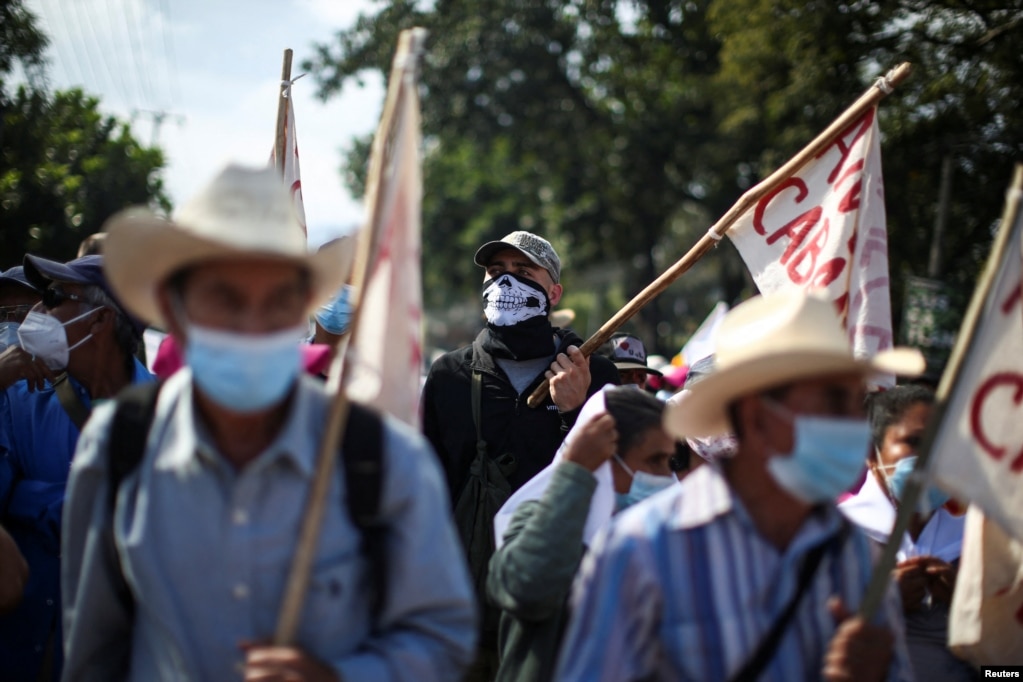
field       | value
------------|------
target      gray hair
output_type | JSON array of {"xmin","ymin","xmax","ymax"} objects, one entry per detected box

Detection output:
[{"xmin": 79, "ymin": 284, "xmax": 139, "ymax": 364}]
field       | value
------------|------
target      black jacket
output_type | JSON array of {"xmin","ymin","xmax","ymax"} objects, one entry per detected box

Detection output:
[{"xmin": 422, "ymin": 327, "xmax": 620, "ymax": 503}]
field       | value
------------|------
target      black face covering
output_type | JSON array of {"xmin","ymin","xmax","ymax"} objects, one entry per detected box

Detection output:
[{"xmin": 478, "ymin": 272, "xmax": 555, "ymax": 360}]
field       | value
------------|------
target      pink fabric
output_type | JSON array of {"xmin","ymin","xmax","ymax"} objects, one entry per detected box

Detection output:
[{"xmin": 152, "ymin": 335, "xmax": 333, "ymax": 380}]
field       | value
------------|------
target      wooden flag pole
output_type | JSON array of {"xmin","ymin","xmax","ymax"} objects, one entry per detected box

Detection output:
[
  {"xmin": 858, "ymin": 164, "xmax": 1023, "ymax": 621},
  {"xmin": 274, "ymin": 49, "xmax": 294, "ymax": 179},
  {"xmin": 273, "ymin": 29, "xmax": 425, "ymax": 646},
  {"xmin": 526, "ymin": 62, "xmax": 913, "ymax": 408}
]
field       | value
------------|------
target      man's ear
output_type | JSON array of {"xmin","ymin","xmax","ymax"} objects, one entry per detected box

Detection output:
[
  {"xmin": 548, "ymin": 283, "xmax": 564, "ymax": 307},
  {"xmin": 156, "ymin": 285, "xmax": 185, "ymax": 343}
]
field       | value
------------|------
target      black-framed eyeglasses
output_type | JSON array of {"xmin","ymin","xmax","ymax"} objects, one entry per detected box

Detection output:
[
  {"xmin": 42, "ymin": 288, "xmax": 88, "ymax": 310},
  {"xmin": 0, "ymin": 304, "xmax": 34, "ymax": 322}
]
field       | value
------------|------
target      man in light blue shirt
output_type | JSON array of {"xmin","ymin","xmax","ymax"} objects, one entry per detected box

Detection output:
[
  {"xmin": 556, "ymin": 291, "xmax": 926, "ymax": 682},
  {"xmin": 61, "ymin": 165, "xmax": 476, "ymax": 681}
]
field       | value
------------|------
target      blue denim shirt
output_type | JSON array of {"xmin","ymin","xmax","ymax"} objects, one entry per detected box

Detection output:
[
  {"xmin": 0, "ymin": 359, "xmax": 154, "ymax": 682},
  {"xmin": 62, "ymin": 369, "xmax": 477, "ymax": 681}
]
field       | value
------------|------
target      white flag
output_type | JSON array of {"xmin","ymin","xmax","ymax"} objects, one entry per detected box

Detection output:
[
  {"xmin": 929, "ymin": 194, "xmax": 1023, "ymax": 541},
  {"xmin": 681, "ymin": 301, "xmax": 728, "ymax": 367},
  {"xmin": 270, "ymin": 89, "xmax": 307, "ymax": 235},
  {"xmin": 947, "ymin": 506, "xmax": 1023, "ymax": 665},
  {"xmin": 345, "ymin": 30, "xmax": 425, "ymax": 427},
  {"xmin": 728, "ymin": 108, "xmax": 894, "ymax": 384}
]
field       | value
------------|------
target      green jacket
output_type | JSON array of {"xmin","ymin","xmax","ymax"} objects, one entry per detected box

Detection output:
[{"xmin": 486, "ymin": 461, "xmax": 597, "ymax": 682}]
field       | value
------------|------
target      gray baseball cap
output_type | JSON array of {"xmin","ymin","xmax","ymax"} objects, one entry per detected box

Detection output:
[{"xmin": 474, "ymin": 231, "xmax": 561, "ymax": 283}]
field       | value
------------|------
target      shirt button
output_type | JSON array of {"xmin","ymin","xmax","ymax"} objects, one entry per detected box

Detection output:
[
  {"xmin": 233, "ymin": 583, "xmax": 250, "ymax": 600},
  {"xmin": 232, "ymin": 509, "xmax": 249, "ymax": 525},
  {"xmin": 46, "ymin": 599, "xmax": 53, "ymax": 606}
]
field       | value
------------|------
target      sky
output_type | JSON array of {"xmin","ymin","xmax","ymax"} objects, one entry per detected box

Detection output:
[{"xmin": 23, "ymin": 0, "xmax": 384, "ymax": 248}]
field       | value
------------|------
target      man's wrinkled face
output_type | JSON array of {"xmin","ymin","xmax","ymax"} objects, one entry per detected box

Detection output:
[
  {"xmin": 483, "ymin": 248, "xmax": 562, "ymax": 307},
  {"xmin": 166, "ymin": 259, "xmax": 312, "ymax": 336},
  {"xmin": 755, "ymin": 373, "xmax": 867, "ymax": 456}
]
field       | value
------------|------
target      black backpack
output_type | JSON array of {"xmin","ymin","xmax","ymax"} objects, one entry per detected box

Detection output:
[{"xmin": 106, "ymin": 381, "xmax": 388, "ymax": 617}]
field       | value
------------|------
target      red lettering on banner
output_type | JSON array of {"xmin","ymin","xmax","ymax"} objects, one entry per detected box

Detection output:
[
  {"xmin": 836, "ymin": 159, "xmax": 865, "ymax": 214},
  {"xmin": 784, "ymin": 215, "xmax": 830, "ymax": 284},
  {"xmin": 970, "ymin": 372, "xmax": 1023, "ymax": 472},
  {"xmin": 824, "ymin": 108, "xmax": 874, "ymax": 184},
  {"xmin": 1002, "ymin": 280, "xmax": 1022, "ymax": 315},
  {"xmin": 754, "ymin": 178, "xmax": 811, "ymax": 236}
]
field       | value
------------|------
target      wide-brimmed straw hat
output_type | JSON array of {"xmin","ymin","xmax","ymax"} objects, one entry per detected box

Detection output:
[
  {"xmin": 102, "ymin": 164, "xmax": 356, "ymax": 329},
  {"xmin": 663, "ymin": 290, "xmax": 924, "ymax": 439}
]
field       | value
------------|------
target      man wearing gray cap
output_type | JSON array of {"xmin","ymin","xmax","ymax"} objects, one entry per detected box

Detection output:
[{"xmin": 421, "ymin": 230, "xmax": 619, "ymax": 679}]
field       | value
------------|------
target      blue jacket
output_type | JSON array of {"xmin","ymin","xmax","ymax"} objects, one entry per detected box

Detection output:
[{"xmin": 0, "ymin": 360, "xmax": 153, "ymax": 682}]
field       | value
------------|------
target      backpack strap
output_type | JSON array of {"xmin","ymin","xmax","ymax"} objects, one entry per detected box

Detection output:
[
  {"xmin": 342, "ymin": 402, "xmax": 387, "ymax": 620},
  {"xmin": 108, "ymin": 381, "xmax": 164, "ymax": 510},
  {"xmin": 471, "ymin": 370, "xmax": 487, "ymax": 459},
  {"xmin": 728, "ymin": 520, "xmax": 851, "ymax": 682},
  {"xmin": 54, "ymin": 372, "xmax": 90, "ymax": 430}
]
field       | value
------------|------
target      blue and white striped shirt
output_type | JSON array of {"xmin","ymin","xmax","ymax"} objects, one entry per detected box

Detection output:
[{"xmin": 555, "ymin": 464, "xmax": 913, "ymax": 681}]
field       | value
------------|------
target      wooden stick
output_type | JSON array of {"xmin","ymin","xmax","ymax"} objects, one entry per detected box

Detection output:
[
  {"xmin": 273, "ymin": 29, "xmax": 426, "ymax": 645},
  {"xmin": 858, "ymin": 163, "xmax": 1023, "ymax": 621},
  {"xmin": 526, "ymin": 62, "xmax": 913, "ymax": 408},
  {"xmin": 274, "ymin": 49, "xmax": 294, "ymax": 179}
]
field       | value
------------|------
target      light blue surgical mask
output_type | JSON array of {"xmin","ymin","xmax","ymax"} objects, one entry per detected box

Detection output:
[
  {"xmin": 0, "ymin": 322, "xmax": 19, "ymax": 351},
  {"xmin": 613, "ymin": 454, "xmax": 676, "ymax": 512},
  {"xmin": 314, "ymin": 285, "xmax": 354, "ymax": 335},
  {"xmin": 184, "ymin": 323, "xmax": 305, "ymax": 413},
  {"xmin": 763, "ymin": 399, "xmax": 870, "ymax": 504},
  {"xmin": 880, "ymin": 455, "xmax": 949, "ymax": 513}
]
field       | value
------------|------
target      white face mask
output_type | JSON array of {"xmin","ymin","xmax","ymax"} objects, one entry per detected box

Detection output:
[
  {"xmin": 17, "ymin": 307, "xmax": 100, "ymax": 370},
  {"xmin": 0, "ymin": 322, "xmax": 19, "ymax": 351}
]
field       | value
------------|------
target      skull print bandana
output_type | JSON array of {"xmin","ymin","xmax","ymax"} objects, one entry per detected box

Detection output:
[{"xmin": 479, "ymin": 273, "xmax": 556, "ymax": 360}]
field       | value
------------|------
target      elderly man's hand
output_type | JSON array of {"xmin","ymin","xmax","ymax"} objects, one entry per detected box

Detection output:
[
  {"xmin": 546, "ymin": 345, "xmax": 591, "ymax": 413},
  {"xmin": 0, "ymin": 345, "xmax": 56, "ymax": 392},
  {"xmin": 0, "ymin": 525, "xmax": 29, "ymax": 615},
  {"xmin": 563, "ymin": 412, "xmax": 618, "ymax": 472},
  {"xmin": 822, "ymin": 597, "xmax": 893, "ymax": 682},
  {"xmin": 240, "ymin": 642, "xmax": 339, "ymax": 682}
]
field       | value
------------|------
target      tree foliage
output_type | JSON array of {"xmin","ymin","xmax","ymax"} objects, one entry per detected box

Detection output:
[
  {"xmin": 307, "ymin": 0, "xmax": 1023, "ymax": 354},
  {"xmin": 0, "ymin": 0, "xmax": 168, "ymax": 268}
]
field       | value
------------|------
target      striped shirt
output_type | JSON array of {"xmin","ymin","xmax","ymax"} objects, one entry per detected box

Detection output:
[{"xmin": 555, "ymin": 464, "xmax": 913, "ymax": 681}]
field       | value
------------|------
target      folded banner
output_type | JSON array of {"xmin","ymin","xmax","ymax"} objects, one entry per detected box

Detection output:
[
  {"xmin": 929, "ymin": 179, "xmax": 1023, "ymax": 542},
  {"xmin": 728, "ymin": 107, "xmax": 894, "ymax": 385},
  {"xmin": 948, "ymin": 506, "xmax": 1023, "ymax": 665},
  {"xmin": 270, "ymin": 85, "xmax": 307, "ymax": 235},
  {"xmin": 345, "ymin": 30, "xmax": 426, "ymax": 427}
]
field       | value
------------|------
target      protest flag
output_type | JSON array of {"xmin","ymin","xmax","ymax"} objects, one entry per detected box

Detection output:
[
  {"xmin": 927, "ymin": 165, "xmax": 1023, "ymax": 540},
  {"xmin": 948, "ymin": 505, "xmax": 1023, "ymax": 665},
  {"xmin": 343, "ymin": 34, "xmax": 425, "ymax": 427},
  {"xmin": 273, "ymin": 29, "xmax": 428, "ymax": 645},
  {"xmin": 858, "ymin": 165, "xmax": 1023, "ymax": 621},
  {"xmin": 680, "ymin": 301, "xmax": 728, "ymax": 367},
  {"xmin": 270, "ymin": 48, "xmax": 307, "ymax": 235},
  {"xmin": 727, "ymin": 106, "xmax": 894, "ymax": 384},
  {"xmin": 527, "ymin": 62, "xmax": 912, "ymax": 407}
]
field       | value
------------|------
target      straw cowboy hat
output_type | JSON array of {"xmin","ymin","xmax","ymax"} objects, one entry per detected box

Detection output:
[
  {"xmin": 102, "ymin": 164, "xmax": 356, "ymax": 329},
  {"xmin": 664, "ymin": 290, "xmax": 925, "ymax": 439}
]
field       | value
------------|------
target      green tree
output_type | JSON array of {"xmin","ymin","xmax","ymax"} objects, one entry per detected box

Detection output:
[
  {"xmin": 0, "ymin": 0, "xmax": 168, "ymax": 268},
  {"xmin": 308, "ymin": 0, "xmax": 1023, "ymax": 355}
]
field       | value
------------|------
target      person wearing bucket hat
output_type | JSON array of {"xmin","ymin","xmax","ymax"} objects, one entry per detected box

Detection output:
[
  {"xmin": 421, "ymin": 230, "xmax": 618, "ymax": 680},
  {"xmin": 0, "ymin": 253, "xmax": 154, "ymax": 681},
  {"xmin": 61, "ymin": 164, "xmax": 476, "ymax": 681},
  {"xmin": 558, "ymin": 290, "xmax": 924, "ymax": 682}
]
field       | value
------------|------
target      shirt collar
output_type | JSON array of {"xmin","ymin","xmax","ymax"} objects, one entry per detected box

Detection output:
[
  {"xmin": 154, "ymin": 369, "xmax": 319, "ymax": 478},
  {"xmin": 670, "ymin": 462, "xmax": 845, "ymax": 550}
]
